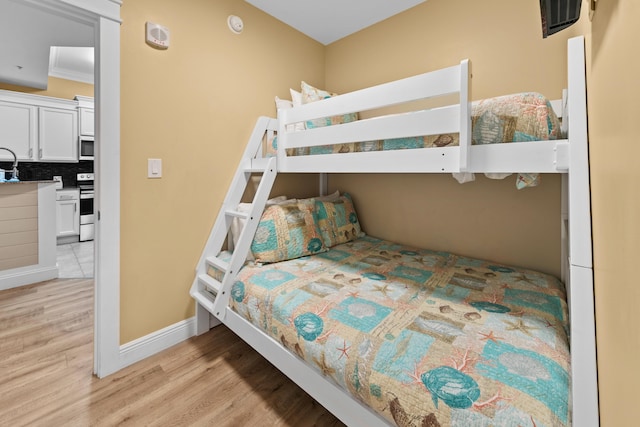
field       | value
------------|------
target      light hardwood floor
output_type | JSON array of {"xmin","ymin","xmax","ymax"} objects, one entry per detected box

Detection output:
[{"xmin": 0, "ymin": 279, "xmax": 344, "ymax": 426}]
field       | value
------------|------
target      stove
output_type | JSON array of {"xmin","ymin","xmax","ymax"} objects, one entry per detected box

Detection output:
[{"xmin": 77, "ymin": 173, "xmax": 94, "ymax": 242}]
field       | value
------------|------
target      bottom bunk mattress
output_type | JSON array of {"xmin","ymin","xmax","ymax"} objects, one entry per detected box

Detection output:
[{"xmin": 219, "ymin": 236, "xmax": 570, "ymax": 426}]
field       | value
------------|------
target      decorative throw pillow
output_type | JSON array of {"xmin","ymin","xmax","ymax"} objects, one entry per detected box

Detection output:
[
  {"xmin": 251, "ymin": 199, "xmax": 326, "ymax": 263},
  {"xmin": 231, "ymin": 196, "xmax": 291, "ymax": 260},
  {"xmin": 471, "ymin": 92, "xmax": 562, "ymax": 144},
  {"xmin": 313, "ymin": 190, "xmax": 341, "ymax": 202},
  {"xmin": 300, "ymin": 81, "xmax": 358, "ymax": 130},
  {"xmin": 314, "ymin": 193, "xmax": 364, "ymax": 247},
  {"xmin": 296, "ymin": 190, "xmax": 341, "ymax": 205}
]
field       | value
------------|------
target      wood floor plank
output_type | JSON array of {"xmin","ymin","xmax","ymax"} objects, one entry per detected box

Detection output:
[{"xmin": 0, "ymin": 278, "xmax": 344, "ymax": 427}]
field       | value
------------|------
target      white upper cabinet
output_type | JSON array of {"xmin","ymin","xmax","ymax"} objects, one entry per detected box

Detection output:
[
  {"xmin": 79, "ymin": 107, "xmax": 94, "ymax": 136},
  {"xmin": 0, "ymin": 90, "xmax": 79, "ymax": 163},
  {"xmin": 39, "ymin": 106, "xmax": 78, "ymax": 161},
  {"xmin": 0, "ymin": 100, "xmax": 37, "ymax": 161},
  {"xmin": 75, "ymin": 95, "xmax": 94, "ymax": 137}
]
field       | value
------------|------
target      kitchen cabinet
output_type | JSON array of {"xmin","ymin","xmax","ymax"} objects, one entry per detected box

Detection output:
[
  {"xmin": 0, "ymin": 90, "xmax": 79, "ymax": 163},
  {"xmin": 79, "ymin": 108, "xmax": 94, "ymax": 136},
  {"xmin": 39, "ymin": 107, "xmax": 78, "ymax": 161},
  {"xmin": 75, "ymin": 95, "xmax": 94, "ymax": 136},
  {"xmin": 56, "ymin": 188, "xmax": 80, "ymax": 238},
  {"xmin": 0, "ymin": 99, "xmax": 37, "ymax": 161}
]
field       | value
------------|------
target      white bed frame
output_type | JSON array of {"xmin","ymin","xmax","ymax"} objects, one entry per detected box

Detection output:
[{"xmin": 190, "ymin": 36, "xmax": 598, "ymax": 426}]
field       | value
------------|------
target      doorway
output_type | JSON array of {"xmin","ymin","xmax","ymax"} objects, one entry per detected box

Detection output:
[{"xmin": 19, "ymin": 0, "xmax": 122, "ymax": 377}]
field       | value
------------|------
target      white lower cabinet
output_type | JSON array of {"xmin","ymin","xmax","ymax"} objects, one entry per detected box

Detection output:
[{"xmin": 56, "ymin": 189, "xmax": 80, "ymax": 237}]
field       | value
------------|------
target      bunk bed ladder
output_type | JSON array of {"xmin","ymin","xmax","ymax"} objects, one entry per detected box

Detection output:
[{"xmin": 190, "ymin": 117, "xmax": 278, "ymax": 334}]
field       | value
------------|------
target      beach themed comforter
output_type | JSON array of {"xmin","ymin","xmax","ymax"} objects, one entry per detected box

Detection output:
[{"xmin": 218, "ymin": 236, "xmax": 571, "ymax": 426}]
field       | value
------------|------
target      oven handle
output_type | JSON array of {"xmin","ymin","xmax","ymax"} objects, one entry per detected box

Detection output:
[{"xmin": 80, "ymin": 192, "xmax": 94, "ymax": 199}]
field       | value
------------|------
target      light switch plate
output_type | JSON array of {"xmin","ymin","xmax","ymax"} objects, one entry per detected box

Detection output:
[{"xmin": 148, "ymin": 158, "xmax": 162, "ymax": 178}]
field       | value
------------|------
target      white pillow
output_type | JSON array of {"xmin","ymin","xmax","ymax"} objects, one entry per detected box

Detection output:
[{"xmin": 290, "ymin": 89, "xmax": 303, "ymax": 107}]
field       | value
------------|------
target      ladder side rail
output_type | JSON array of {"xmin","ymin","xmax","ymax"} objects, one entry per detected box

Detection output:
[
  {"xmin": 277, "ymin": 109, "xmax": 288, "ymax": 171},
  {"xmin": 201, "ymin": 159, "xmax": 250, "ymax": 261},
  {"xmin": 191, "ymin": 116, "xmax": 274, "ymax": 329},
  {"xmin": 212, "ymin": 157, "xmax": 278, "ymax": 319},
  {"xmin": 223, "ymin": 116, "xmax": 277, "ymax": 251},
  {"xmin": 192, "ymin": 116, "xmax": 273, "ymax": 271}
]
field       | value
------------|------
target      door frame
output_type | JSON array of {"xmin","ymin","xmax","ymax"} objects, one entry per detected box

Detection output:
[{"xmin": 26, "ymin": 0, "xmax": 123, "ymax": 377}]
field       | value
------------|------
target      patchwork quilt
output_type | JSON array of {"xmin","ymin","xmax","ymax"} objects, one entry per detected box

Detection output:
[
  {"xmin": 218, "ymin": 236, "xmax": 571, "ymax": 426},
  {"xmin": 267, "ymin": 92, "xmax": 562, "ymax": 189},
  {"xmin": 268, "ymin": 92, "xmax": 562, "ymax": 155}
]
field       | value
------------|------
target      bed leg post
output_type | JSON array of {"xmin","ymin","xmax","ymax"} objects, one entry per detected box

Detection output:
[{"xmin": 195, "ymin": 301, "xmax": 212, "ymax": 335}]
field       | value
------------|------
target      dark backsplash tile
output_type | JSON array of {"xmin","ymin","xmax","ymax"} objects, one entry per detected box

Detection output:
[{"xmin": 0, "ymin": 160, "xmax": 93, "ymax": 187}]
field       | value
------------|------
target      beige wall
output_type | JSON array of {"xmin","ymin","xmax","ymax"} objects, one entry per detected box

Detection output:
[
  {"xmin": 325, "ymin": 0, "xmax": 582, "ymax": 277},
  {"xmin": 585, "ymin": 0, "xmax": 640, "ymax": 425},
  {"xmin": 117, "ymin": 1, "xmax": 640, "ymax": 424},
  {"xmin": 326, "ymin": 0, "xmax": 640, "ymax": 424},
  {"xmin": 119, "ymin": 0, "xmax": 324, "ymax": 343},
  {"xmin": 0, "ymin": 77, "xmax": 93, "ymax": 100}
]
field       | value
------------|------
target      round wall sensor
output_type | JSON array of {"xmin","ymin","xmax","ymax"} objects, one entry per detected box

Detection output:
[{"xmin": 227, "ymin": 15, "xmax": 243, "ymax": 34}]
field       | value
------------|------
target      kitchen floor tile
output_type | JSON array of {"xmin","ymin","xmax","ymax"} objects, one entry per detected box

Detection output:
[{"xmin": 57, "ymin": 241, "xmax": 94, "ymax": 278}]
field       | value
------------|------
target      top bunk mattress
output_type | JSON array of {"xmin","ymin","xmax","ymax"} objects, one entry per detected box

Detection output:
[{"xmin": 212, "ymin": 235, "xmax": 571, "ymax": 426}]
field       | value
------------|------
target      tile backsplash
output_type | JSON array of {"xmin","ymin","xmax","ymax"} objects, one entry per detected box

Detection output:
[{"xmin": 0, "ymin": 160, "xmax": 93, "ymax": 187}]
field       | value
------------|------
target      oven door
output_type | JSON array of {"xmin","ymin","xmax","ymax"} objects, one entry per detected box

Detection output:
[
  {"xmin": 79, "ymin": 191, "xmax": 95, "ymax": 242},
  {"xmin": 79, "ymin": 191, "xmax": 94, "ymax": 222}
]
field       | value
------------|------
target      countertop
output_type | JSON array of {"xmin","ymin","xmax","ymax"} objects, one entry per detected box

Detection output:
[{"xmin": 0, "ymin": 180, "xmax": 56, "ymax": 184}]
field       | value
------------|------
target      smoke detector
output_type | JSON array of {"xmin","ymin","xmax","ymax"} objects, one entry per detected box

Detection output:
[{"xmin": 227, "ymin": 15, "xmax": 243, "ymax": 34}]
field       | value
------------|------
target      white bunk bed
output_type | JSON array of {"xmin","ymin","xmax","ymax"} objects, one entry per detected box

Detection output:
[{"xmin": 190, "ymin": 36, "xmax": 598, "ymax": 426}]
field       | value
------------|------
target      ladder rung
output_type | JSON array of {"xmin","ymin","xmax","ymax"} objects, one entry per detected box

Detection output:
[
  {"xmin": 248, "ymin": 158, "xmax": 270, "ymax": 172},
  {"xmin": 192, "ymin": 288, "xmax": 216, "ymax": 314},
  {"xmin": 244, "ymin": 166, "xmax": 267, "ymax": 173},
  {"xmin": 198, "ymin": 273, "xmax": 222, "ymax": 294},
  {"xmin": 206, "ymin": 256, "xmax": 229, "ymax": 273},
  {"xmin": 225, "ymin": 209, "xmax": 249, "ymax": 219}
]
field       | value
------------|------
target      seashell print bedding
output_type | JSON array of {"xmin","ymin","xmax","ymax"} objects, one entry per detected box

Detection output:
[
  {"xmin": 220, "ymin": 236, "xmax": 570, "ymax": 426},
  {"xmin": 267, "ymin": 92, "xmax": 562, "ymax": 188}
]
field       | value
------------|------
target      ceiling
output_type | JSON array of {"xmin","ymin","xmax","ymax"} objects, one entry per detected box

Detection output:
[
  {"xmin": 246, "ymin": 0, "xmax": 427, "ymax": 45},
  {"xmin": 0, "ymin": 0, "xmax": 94, "ymax": 89},
  {"xmin": 0, "ymin": 0, "xmax": 425, "ymax": 89}
]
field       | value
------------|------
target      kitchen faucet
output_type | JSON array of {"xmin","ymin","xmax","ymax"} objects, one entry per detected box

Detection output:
[{"xmin": 0, "ymin": 147, "xmax": 19, "ymax": 182}]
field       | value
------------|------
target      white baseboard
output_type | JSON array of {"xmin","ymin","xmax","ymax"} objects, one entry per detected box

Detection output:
[
  {"xmin": 119, "ymin": 317, "xmax": 196, "ymax": 370},
  {"xmin": 0, "ymin": 266, "xmax": 58, "ymax": 291}
]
